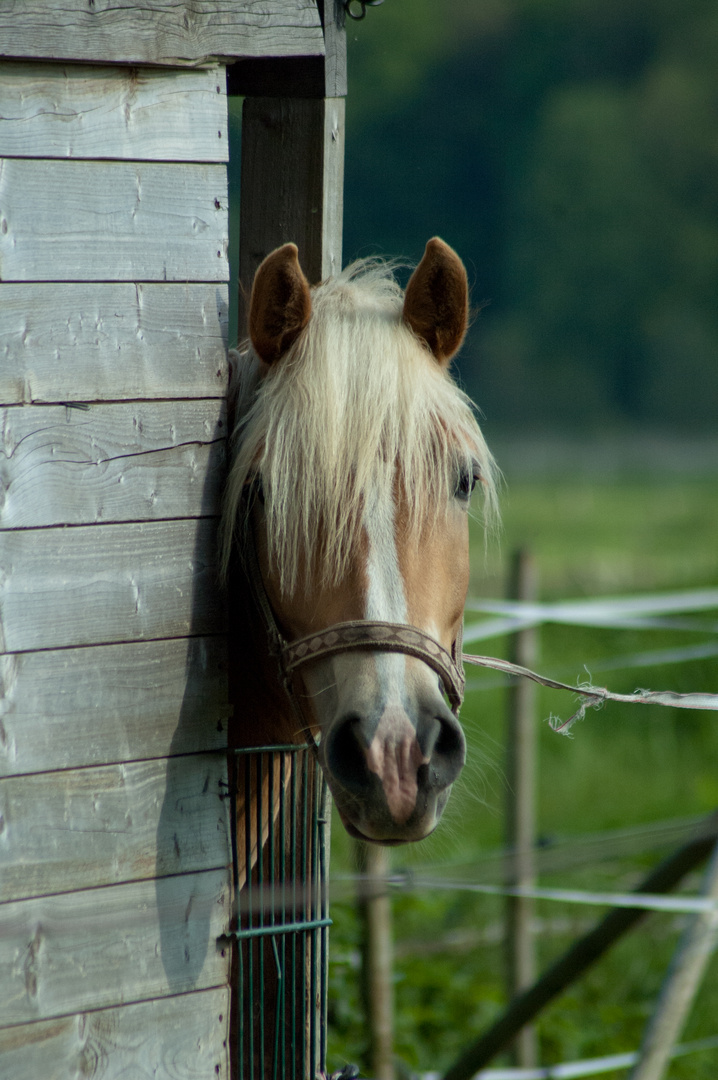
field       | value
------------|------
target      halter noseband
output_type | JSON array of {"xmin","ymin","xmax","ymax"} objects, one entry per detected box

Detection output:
[{"xmin": 242, "ymin": 521, "xmax": 466, "ymax": 735}]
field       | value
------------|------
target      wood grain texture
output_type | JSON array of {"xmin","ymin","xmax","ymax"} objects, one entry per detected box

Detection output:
[
  {"xmin": 0, "ymin": 0, "xmax": 324, "ymax": 67},
  {"xmin": 0, "ymin": 401, "xmax": 227, "ymax": 528},
  {"xmin": 0, "ymin": 637, "xmax": 229, "ymax": 778},
  {"xmin": 0, "ymin": 159, "xmax": 228, "ymax": 282},
  {"xmin": 0, "ymin": 754, "xmax": 229, "ymax": 903},
  {"xmin": 0, "ymin": 62, "xmax": 229, "ymax": 161},
  {"xmin": 0, "ymin": 283, "xmax": 229, "ymax": 403},
  {"xmin": 0, "ymin": 987, "xmax": 230, "ymax": 1080},
  {"xmin": 238, "ymin": 96, "xmax": 344, "ymax": 334},
  {"xmin": 0, "ymin": 869, "xmax": 230, "ymax": 1026},
  {"xmin": 0, "ymin": 518, "xmax": 225, "ymax": 653}
]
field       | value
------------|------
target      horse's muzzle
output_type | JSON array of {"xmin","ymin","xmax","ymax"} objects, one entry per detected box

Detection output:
[{"xmin": 320, "ymin": 703, "xmax": 466, "ymax": 843}]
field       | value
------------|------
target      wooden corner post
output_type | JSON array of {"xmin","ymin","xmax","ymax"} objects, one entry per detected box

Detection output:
[
  {"xmin": 227, "ymin": 4, "xmax": 346, "ymax": 1077},
  {"xmin": 505, "ymin": 549, "xmax": 539, "ymax": 1067},
  {"xmin": 236, "ymin": 0, "xmax": 346, "ymax": 324}
]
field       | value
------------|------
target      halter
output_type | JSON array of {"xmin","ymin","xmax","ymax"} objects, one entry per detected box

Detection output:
[{"xmin": 242, "ymin": 518, "xmax": 466, "ymax": 746}]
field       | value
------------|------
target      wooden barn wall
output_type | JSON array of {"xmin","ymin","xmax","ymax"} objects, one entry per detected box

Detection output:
[
  {"xmin": 0, "ymin": 0, "xmax": 324, "ymax": 67},
  {"xmin": 0, "ymin": 60, "xmax": 232, "ymax": 1078}
]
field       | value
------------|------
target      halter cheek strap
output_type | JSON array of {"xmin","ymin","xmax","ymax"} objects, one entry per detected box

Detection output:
[{"xmin": 242, "ymin": 521, "xmax": 466, "ymax": 738}]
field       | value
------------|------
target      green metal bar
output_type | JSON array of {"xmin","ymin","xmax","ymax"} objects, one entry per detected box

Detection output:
[
  {"xmin": 271, "ymin": 933, "xmax": 283, "ymax": 1080},
  {"xmin": 279, "ymin": 751, "xmax": 288, "ymax": 1080},
  {"xmin": 318, "ymin": 780, "xmax": 330, "ymax": 1075},
  {"xmin": 238, "ymin": 934, "xmax": 245, "ymax": 1080},
  {"xmin": 267, "ymin": 752, "xmax": 278, "ymax": 1080},
  {"xmin": 243, "ymin": 753, "xmax": 255, "ymax": 1078},
  {"xmin": 300, "ymin": 750, "xmax": 310, "ymax": 1077},
  {"xmin": 309, "ymin": 760, "xmax": 319, "ymax": 1073},
  {"xmin": 256, "ymin": 753, "xmax": 265, "ymax": 1080},
  {"xmin": 290, "ymin": 752, "xmax": 299, "ymax": 1074}
]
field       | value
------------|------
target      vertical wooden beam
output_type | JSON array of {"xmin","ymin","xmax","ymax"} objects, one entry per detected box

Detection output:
[
  {"xmin": 357, "ymin": 842, "xmax": 395, "ymax": 1080},
  {"xmin": 238, "ymin": 95, "xmax": 345, "ymax": 332},
  {"xmin": 236, "ymin": 0, "xmax": 346, "ymax": 325},
  {"xmin": 238, "ymin": 101, "xmax": 343, "ymax": 286},
  {"xmin": 231, "ymin": 7, "xmax": 346, "ymax": 1075},
  {"xmin": 505, "ymin": 549, "xmax": 539, "ymax": 1068}
]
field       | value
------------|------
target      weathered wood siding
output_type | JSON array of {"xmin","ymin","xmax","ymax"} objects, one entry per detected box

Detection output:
[
  {"xmin": 0, "ymin": 1, "xmax": 324, "ymax": 67},
  {"xmin": 0, "ymin": 57, "xmax": 231, "ymax": 1078},
  {"xmin": 0, "ymin": 989, "xmax": 230, "ymax": 1080},
  {"xmin": 0, "ymin": 63, "xmax": 229, "ymax": 161},
  {"xmin": 0, "ymin": 283, "xmax": 228, "ymax": 403},
  {"xmin": 0, "ymin": 637, "xmax": 228, "ymax": 777},
  {"xmin": 0, "ymin": 870, "xmax": 231, "ymax": 1025},
  {"xmin": 0, "ymin": 160, "xmax": 229, "ymax": 282}
]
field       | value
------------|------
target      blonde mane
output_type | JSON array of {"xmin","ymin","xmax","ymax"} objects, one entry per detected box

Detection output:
[{"xmin": 221, "ymin": 258, "xmax": 497, "ymax": 594}]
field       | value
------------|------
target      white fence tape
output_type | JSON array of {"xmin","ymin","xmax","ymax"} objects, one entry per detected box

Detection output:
[
  {"xmin": 417, "ymin": 1034, "xmax": 718, "ymax": 1078},
  {"xmin": 391, "ymin": 876, "xmax": 718, "ymax": 916},
  {"xmin": 463, "ymin": 588, "xmax": 718, "ymax": 645},
  {"xmin": 577, "ymin": 640, "xmax": 718, "ymax": 674}
]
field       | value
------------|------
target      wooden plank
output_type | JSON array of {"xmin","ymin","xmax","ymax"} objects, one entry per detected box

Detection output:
[
  {"xmin": 0, "ymin": 401, "xmax": 227, "ymax": 528},
  {"xmin": 238, "ymin": 96, "xmax": 344, "ymax": 333},
  {"xmin": 0, "ymin": 869, "xmax": 230, "ymax": 1027},
  {"xmin": 0, "ymin": 637, "xmax": 229, "ymax": 778},
  {"xmin": 0, "ymin": 283, "xmax": 229, "ymax": 404},
  {"xmin": 0, "ymin": 755, "xmax": 229, "ymax": 903},
  {"xmin": 0, "ymin": 62, "xmax": 229, "ymax": 162},
  {"xmin": 0, "ymin": 0, "xmax": 324, "ymax": 67},
  {"xmin": 0, "ymin": 518, "xmax": 225, "ymax": 653},
  {"xmin": 0, "ymin": 987, "xmax": 230, "ymax": 1080},
  {"xmin": 0, "ymin": 160, "xmax": 228, "ymax": 282}
]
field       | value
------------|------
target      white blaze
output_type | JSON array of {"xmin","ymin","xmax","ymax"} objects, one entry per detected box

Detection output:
[{"xmin": 362, "ymin": 485, "xmax": 407, "ymax": 704}]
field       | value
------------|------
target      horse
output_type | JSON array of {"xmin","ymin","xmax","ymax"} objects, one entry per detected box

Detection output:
[{"xmin": 222, "ymin": 237, "xmax": 497, "ymax": 847}]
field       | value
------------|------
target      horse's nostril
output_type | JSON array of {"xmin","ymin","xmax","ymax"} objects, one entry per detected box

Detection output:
[
  {"xmin": 429, "ymin": 712, "xmax": 466, "ymax": 787},
  {"xmin": 435, "ymin": 716, "xmax": 463, "ymax": 758},
  {"xmin": 325, "ymin": 714, "xmax": 371, "ymax": 793}
]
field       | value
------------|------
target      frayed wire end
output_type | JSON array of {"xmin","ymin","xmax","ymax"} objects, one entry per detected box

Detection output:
[{"xmin": 548, "ymin": 693, "xmax": 604, "ymax": 735}]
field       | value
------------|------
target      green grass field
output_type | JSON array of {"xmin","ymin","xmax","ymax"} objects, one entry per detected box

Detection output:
[{"xmin": 327, "ymin": 475, "xmax": 718, "ymax": 1078}]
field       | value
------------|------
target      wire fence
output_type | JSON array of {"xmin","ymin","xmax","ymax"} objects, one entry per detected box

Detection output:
[{"xmin": 336, "ymin": 584, "xmax": 718, "ymax": 1080}]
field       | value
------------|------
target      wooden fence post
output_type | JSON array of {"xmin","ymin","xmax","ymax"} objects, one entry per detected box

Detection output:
[
  {"xmin": 357, "ymin": 842, "xmax": 395, "ymax": 1080},
  {"xmin": 629, "ymin": 838, "xmax": 718, "ymax": 1080},
  {"xmin": 505, "ymin": 548, "xmax": 539, "ymax": 1068}
]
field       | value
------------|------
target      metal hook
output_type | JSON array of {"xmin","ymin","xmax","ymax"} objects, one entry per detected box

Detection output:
[{"xmin": 344, "ymin": 0, "xmax": 384, "ymax": 20}]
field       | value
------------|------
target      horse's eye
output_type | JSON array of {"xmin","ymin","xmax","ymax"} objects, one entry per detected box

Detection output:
[
  {"xmin": 455, "ymin": 465, "xmax": 479, "ymax": 502},
  {"xmin": 253, "ymin": 475, "xmax": 265, "ymax": 505}
]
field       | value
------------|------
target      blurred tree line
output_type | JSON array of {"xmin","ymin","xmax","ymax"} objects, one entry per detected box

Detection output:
[{"xmin": 343, "ymin": 0, "xmax": 718, "ymax": 432}]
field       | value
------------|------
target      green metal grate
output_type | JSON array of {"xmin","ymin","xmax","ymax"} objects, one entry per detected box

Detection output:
[{"xmin": 226, "ymin": 745, "xmax": 331, "ymax": 1079}]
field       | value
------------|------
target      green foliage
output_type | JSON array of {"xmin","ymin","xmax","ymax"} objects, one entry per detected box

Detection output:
[{"xmin": 344, "ymin": 0, "xmax": 718, "ymax": 430}]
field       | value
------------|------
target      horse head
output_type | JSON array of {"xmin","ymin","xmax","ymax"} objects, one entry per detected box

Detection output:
[{"xmin": 223, "ymin": 238, "xmax": 496, "ymax": 844}]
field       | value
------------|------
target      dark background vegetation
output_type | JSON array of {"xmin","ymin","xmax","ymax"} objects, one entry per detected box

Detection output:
[{"xmin": 343, "ymin": 0, "xmax": 718, "ymax": 438}]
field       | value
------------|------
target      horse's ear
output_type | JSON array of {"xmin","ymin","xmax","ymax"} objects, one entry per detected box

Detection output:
[
  {"xmin": 403, "ymin": 237, "xmax": 468, "ymax": 366},
  {"xmin": 249, "ymin": 243, "xmax": 312, "ymax": 364}
]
